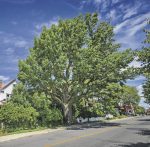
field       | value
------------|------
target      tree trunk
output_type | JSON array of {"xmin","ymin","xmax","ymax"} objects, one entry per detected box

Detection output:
[{"xmin": 62, "ymin": 104, "xmax": 72, "ymax": 125}]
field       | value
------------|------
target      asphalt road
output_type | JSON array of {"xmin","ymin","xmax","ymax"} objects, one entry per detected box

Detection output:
[{"xmin": 0, "ymin": 116, "xmax": 150, "ymax": 147}]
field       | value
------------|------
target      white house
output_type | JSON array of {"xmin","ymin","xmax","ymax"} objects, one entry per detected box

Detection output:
[{"xmin": 0, "ymin": 79, "xmax": 17, "ymax": 104}]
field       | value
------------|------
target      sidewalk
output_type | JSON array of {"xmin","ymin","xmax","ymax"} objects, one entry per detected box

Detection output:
[
  {"xmin": 0, "ymin": 116, "xmax": 135, "ymax": 143},
  {"xmin": 0, "ymin": 128, "xmax": 64, "ymax": 143},
  {"xmin": 107, "ymin": 116, "xmax": 136, "ymax": 122}
]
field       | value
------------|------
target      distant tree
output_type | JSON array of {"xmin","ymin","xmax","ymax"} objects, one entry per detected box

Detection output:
[
  {"xmin": 134, "ymin": 105, "xmax": 145, "ymax": 115},
  {"xmin": 18, "ymin": 13, "xmax": 135, "ymax": 124},
  {"xmin": 121, "ymin": 85, "xmax": 140, "ymax": 106},
  {"xmin": 96, "ymin": 84, "xmax": 140, "ymax": 116}
]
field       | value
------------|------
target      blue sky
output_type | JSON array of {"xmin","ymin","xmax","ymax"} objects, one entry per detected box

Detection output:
[{"xmin": 0, "ymin": 0, "xmax": 149, "ymax": 107}]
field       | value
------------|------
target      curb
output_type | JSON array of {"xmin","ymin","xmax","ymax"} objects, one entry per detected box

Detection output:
[
  {"xmin": 0, "ymin": 116, "xmax": 136, "ymax": 143},
  {"xmin": 107, "ymin": 116, "xmax": 135, "ymax": 122},
  {"xmin": 106, "ymin": 116, "xmax": 138, "ymax": 122}
]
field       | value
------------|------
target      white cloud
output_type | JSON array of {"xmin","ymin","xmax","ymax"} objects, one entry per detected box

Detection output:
[
  {"xmin": 1, "ymin": 67, "xmax": 18, "ymax": 71},
  {"xmin": 93, "ymin": 0, "xmax": 102, "ymax": 4},
  {"xmin": 123, "ymin": 2, "xmax": 142, "ymax": 20},
  {"xmin": 14, "ymin": 40, "xmax": 28, "ymax": 48},
  {"xmin": 0, "ymin": 32, "xmax": 29, "ymax": 48},
  {"xmin": 114, "ymin": 13, "xmax": 150, "ymax": 34},
  {"xmin": 128, "ymin": 59, "xmax": 142, "ymax": 68},
  {"xmin": 0, "ymin": 75, "xmax": 10, "ymax": 82},
  {"xmin": 80, "ymin": 0, "xmax": 120, "ymax": 10},
  {"xmin": 11, "ymin": 21, "xmax": 18, "ymax": 25},
  {"xmin": 35, "ymin": 17, "xmax": 59, "ymax": 30},
  {"xmin": 106, "ymin": 9, "xmax": 118, "ymax": 21},
  {"xmin": 80, "ymin": 0, "xmax": 110, "ymax": 12},
  {"xmin": 116, "ymin": 34, "xmax": 139, "ymax": 50},
  {"xmin": 34, "ymin": 17, "xmax": 59, "ymax": 36},
  {"xmin": 110, "ymin": 9, "xmax": 116, "ymax": 18},
  {"xmin": 114, "ymin": 19, "xmax": 129, "ymax": 34},
  {"xmin": 135, "ymin": 76, "xmax": 146, "ymax": 81},
  {"xmin": 123, "ymin": 8, "xmax": 137, "ymax": 20},
  {"xmin": 139, "ymin": 97, "xmax": 150, "ymax": 109},
  {"xmin": 5, "ymin": 48, "xmax": 14, "ymax": 55},
  {"xmin": 129, "ymin": 21, "xmax": 146, "ymax": 36},
  {"xmin": 126, "ymin": 75, "xmax": 146, "ymax": 87},
  {"xmin": 136, "ymin": 84, "xmax": 143, "ymax": 97},
  {"xmin": 112, "ymin": 0, "xmax": 120, "ymax": 4},
  {"xmin": 114, "ymin": 12, "xmax": 149, "ymax": 50},
  {"xmin": 94, "ymin": 0, "xmax": 110, "ymax": 12}
]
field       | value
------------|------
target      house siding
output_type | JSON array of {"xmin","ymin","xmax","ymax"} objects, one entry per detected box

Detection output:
[{"xmin": 0, "ymin": 80, "xmax": 17, "ymax": 102}]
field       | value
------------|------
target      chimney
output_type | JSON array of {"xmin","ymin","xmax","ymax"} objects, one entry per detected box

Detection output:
[{"xmin": 0, "ymin": 80, "xmax": 4, "ymax": 89}]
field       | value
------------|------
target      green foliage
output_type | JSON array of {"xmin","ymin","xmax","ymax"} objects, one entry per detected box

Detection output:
[
  {"xmin": 143, "ymin": 78, "xmax": 150, "ymax": 104},
  {"xmin": 138, "ymin": 20, "xmax": 150, "ymax": 104},
  {"xmin": 10, "ymin": 82, "xmax": 31, "ymax": 106},
  {"xmin": 0, "ymin": 13, "xmax": 140, "ymax": 133},
  {"xmin": 99, "ymin": 83, "xmax": 123, "ymax": 115},
  {"xmin": 135, "ymin": 106, "xmax": 145, "ymax": 115},
  {"xmin": 121, "ymin": 85, "xmax": 140, "ymax": 106},
  {"xmin": 10, "ymin": 83, "xmax": 63, "ymax": 127},
  {"xmin": 76, "ymin": 98, "xmax": 104, "ymax": 119},
  {"xmin": 0, "ymin": 102, "xmax": 39, "ymax": 132},
  {"xmin": 98, "ymin": 84, "xmax": 140, "ymax": 116},
  {"xmin": 17, "ymin": 13, "xmax": 134, "ymax": 123}
]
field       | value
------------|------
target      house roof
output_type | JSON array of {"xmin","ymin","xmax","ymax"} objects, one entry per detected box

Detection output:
[{"xmin": 0, "ymin": 79, "xmax": 16, "ymax": 90}]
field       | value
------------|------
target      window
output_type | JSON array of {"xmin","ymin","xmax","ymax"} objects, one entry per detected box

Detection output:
[
  {"xmin": 6, "ymin": 93, "xmax": 10, "ymax": 98},
  {"xmin": 3, "ymin": 99, "xmax": 6, "ymax": 102},
  {"xmin": 0, "ymin": 90, "xmax": 4, "ymax": 93}
]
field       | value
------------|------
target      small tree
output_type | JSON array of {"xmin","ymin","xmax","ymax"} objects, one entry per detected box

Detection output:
[
  {"xmin": 11, "ymin": 83, "xmax": 63, "ymax": 127},
  {"xmin": 135, "ymin": 106, "xmax": 145, "ymax": 115},
  {"xmin": 0, "ymin": 103, "xmax": 39, "ymax": 132},
  {"xmin": 121, "ymin": 85, "xmax": 140, "ymax": 106}
]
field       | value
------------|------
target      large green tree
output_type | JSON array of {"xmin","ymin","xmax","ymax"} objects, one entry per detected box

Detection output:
[{"xmin": 18, "ymin": 13, "xmax": 134, "ymax": 123}]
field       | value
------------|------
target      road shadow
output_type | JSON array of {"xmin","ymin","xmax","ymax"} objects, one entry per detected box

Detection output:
[
  {"xmin": 118, "ymin": 142, "xmax": 150, "ymax": 147},
  {"xmin": 138, "ymin": 129, "xmax": 150, "ymax": 136},
  {"xmin": 126, "ymin": 127, "xmax": 150, "ymax": 136},
  {"xmin": 138, "ymin": 119, "xmax": 150, "ymax": 121},
  {"xmin": 67, "ymin": 122, "xmax": 122, "ymax": 130}
]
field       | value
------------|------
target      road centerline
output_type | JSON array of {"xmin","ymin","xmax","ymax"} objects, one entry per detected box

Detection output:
[{"xmin": 44, "ymin": 126, "xmax": 120, "ymax": 147}]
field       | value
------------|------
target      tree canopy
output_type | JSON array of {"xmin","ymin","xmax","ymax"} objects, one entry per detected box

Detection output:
[
  {"xmin": 138, "ymin": 20, "xmax": 150, "ymax": 104},
  {"xmin": 18, "ymin": 13, "xmax": 135, "ymax": 123}
]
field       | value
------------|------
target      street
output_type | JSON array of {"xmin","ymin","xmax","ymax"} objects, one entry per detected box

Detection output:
[{"xmin": 0, "ymin": 116, "xmax": 150, "ymax": 147}]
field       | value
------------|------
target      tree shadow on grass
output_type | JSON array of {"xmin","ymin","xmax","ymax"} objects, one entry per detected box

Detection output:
[
  {"xmin": 119, "ymin": 142, "xmax": 150, "ymax": 147},
  {"xmin": 67, "ymin": 122, "xmax": 123, "ymax": 130}
]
